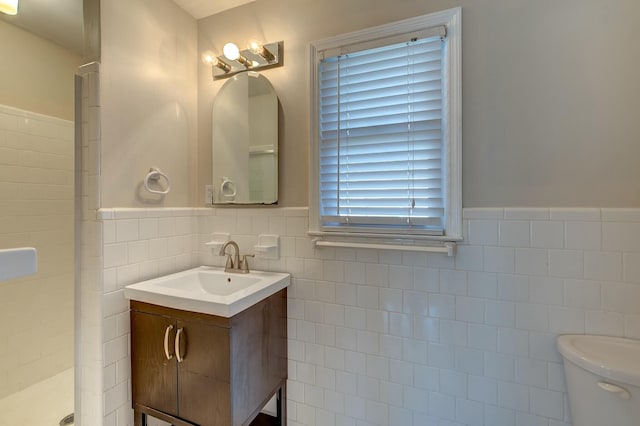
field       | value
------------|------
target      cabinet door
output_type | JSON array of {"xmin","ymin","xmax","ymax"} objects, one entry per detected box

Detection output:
[
  {"xmin": 131, "ymin": 311, "xmax": 178, "ymax": 417},
  {"xmin": 176, "ymin": 319, "xmax": 231, "ymax": 426}
]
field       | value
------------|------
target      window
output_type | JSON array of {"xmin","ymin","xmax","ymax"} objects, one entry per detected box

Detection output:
[{"xmin": 309, "ymin": 8, "xmax": 462, "ymax": 246}]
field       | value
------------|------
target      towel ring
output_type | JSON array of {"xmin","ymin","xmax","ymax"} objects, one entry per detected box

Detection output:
[{"xmin": 144, "ymin": 167, "xmax": 171, "ymax": 195}]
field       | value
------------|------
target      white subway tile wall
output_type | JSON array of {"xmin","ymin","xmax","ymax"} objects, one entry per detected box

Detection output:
[
  {"xmin": 77, "ymin": 62, "xmax": 104, "ymax": 426},
  {"xmin": 98, "ymin": 206, "xmax": 640, "ymax": 426},
  {"xmin": 100, "ymin": 208, "xmax": 200, "ymax": 425},
  {"xmin": 0, "ymin": 104, "xmax": 74, "ymax": 398}
]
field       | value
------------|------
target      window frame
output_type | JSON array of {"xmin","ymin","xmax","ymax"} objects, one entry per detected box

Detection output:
[{"xmin": 309, "ymin": 7, "xmax": 462, "ymax": 244}]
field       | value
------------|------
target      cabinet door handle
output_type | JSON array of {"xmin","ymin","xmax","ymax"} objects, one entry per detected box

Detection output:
[
  {"xmin": 175, "ymin": 327, "xmax": 185, "ymax": 363},
  {"xmin": 163, "ymin": 324, "xmax": 174, "ymax": 360}
]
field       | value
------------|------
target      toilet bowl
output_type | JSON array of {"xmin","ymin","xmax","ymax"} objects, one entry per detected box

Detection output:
[{"xmin": 557, "ymin": 335, "xmax": 640, "ymax": 426}]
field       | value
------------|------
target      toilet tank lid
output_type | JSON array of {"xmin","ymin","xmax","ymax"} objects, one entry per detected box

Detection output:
[{"xmin": 557, "ymin": 334, "xmax": 640, "ymax": 387}]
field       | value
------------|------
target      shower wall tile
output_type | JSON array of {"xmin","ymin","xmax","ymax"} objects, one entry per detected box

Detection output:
[
  {"xmin": 624, "ymin": 315, "xmax": 640, "ymax": 339},
  {"xmin": 0, "ymin": 104, "xmax": 74, "ymax": 398}
]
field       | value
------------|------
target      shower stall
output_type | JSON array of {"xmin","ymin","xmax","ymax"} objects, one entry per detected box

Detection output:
[
  {"xmin": 0, "ymin": 16, "xmax": 81, "ymax": 425},
  {"xmin": 0, "ymin": 104, "xmax": 76, "ymax": 424}
]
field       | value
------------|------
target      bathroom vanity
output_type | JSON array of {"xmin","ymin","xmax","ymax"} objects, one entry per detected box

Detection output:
[{"xmin": 130, "ymin": 289, "xmax": 287, "ymax": 426}]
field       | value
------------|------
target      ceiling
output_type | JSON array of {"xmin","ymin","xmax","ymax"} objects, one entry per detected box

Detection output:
[
  {"xmin": 0, "ymin": 0, "xmax": 84, "ymax": 54},
  {"xmin": 172, "ymin": 0, "xmax": 255, "ymax": 20},
  {"xmin": 0, "ymin": 0, "xmax": 255, "ymax": 55}
]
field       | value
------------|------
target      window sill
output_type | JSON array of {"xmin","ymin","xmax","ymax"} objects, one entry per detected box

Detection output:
[{"xmin": 308, "ymin": 232, "xmax": 460, "ymax": 256}]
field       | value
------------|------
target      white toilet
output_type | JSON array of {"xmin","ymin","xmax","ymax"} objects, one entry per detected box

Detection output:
[{"xmin": 557, "ymin": 334, "xmax": 640, "ymax": 426}]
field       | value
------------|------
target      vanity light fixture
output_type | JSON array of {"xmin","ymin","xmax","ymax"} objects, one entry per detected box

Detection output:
[
  {"xmin": 223, "ymin": 43, "xmax": 240, "ymax": 60},
  {"xmin": 205, "ymin": 40, "xmax": 284, "ymax": 81},
  {"xmin": 0, "ymin": 0, "xmax": 18, "ymax": 15},
  {"xmin": 223, "ymin": 42, "xmax": 252, "ymax": 68},
  {"xmin": 213, "ymin": 58, "xmax": 232, "ymax": 73},
  {"xmin": 202, "ymin": 50, "xmax": 232, "ymax": 73},
  {"xmin": 201, "ymin": 51, "xmax": 216, "ymax": 65},
  {"xmin": 248, "ymin": 39, "xmax": 275, "ymax": 62}
]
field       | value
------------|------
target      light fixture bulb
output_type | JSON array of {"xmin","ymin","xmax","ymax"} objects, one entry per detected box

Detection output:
[
  {"xmin": 247, "ymin": 39, "xmax": 275, "ymax": 62},
  {"xmin": 201, "ymin": 51, "xmax": 216, "ymax": 66},
  {"xmin": 223, "ymin": 43, "xmax": 240, "ymax": 61},
  {"xmin": 0, "ymin": 0, "xmax": 19, "ymax": 15},
  {"xmin": 247, "ymin": 39, "xmax": 262, "ymax": 55}
]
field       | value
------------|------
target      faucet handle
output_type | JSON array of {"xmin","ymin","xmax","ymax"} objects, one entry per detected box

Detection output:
[{"xmin": 239, "ymin": 254, "xmax": 255, "ymax": 272}]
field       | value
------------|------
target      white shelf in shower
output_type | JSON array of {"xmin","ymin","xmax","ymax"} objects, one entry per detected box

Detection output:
[{"xmin": 0, "ymin": 247, "xmax": 37, "ymax": 282}]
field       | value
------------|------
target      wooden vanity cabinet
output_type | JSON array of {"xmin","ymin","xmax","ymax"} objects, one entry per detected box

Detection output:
[{"xmin": 130, "ymin": 289, "xmax": 287, "ymax": 426}]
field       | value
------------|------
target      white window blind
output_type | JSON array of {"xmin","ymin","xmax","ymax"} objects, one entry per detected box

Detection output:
[{"xmin": 318, "ymin": 30, "xmax": 446, "ymax": 235}]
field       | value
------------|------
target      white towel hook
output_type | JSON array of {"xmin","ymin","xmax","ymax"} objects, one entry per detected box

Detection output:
[{"xmin": 144, "ymin": 167, "xmax": 171, "ymax": 195}]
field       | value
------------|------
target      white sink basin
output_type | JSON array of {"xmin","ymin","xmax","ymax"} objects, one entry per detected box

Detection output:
[
  {"xmin": 124, "ymin": 266, "xmax": 290, "ymax": 317},
  {"xmin": 0, "ymin": 247, "xmax": 37, "ymax": 282}
]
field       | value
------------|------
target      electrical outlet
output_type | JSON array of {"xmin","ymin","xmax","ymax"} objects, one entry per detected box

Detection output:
[{"xmin": 204, "ymin": 185, "xmax": 213, "ymax": 205}]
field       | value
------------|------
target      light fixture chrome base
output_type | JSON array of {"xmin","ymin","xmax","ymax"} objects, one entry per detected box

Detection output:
[{"xmin": 213, "ymin": 41, "xmax": 283, "ymax": 80}]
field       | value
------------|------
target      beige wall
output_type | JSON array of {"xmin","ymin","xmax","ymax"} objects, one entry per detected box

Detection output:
[
  {"xmin": 100, "ymin": 0, "xmax": 198, "ymax": 207},
  {"xmin": 197, "ymin": 0, "xmax": 640, "ymax": 207},
  {"xmin": 0, "ymin": 21, "xmax": 83, "ymax": 121}
]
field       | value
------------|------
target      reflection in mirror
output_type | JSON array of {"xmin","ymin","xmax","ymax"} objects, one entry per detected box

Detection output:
[{"xmin": 212, "ymin": 71, "xmax": 278, "ymax": 204}]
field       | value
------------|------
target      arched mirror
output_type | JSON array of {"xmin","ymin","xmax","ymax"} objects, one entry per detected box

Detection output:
[{"xmin": 212, "ymin": 71, "xmax": 278, "ymax": 204}]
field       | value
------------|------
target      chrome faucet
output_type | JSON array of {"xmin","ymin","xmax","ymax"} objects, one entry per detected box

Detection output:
[{"xmin": 219, "ymin": 240, "xmax": 254, "ymax": 273}]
